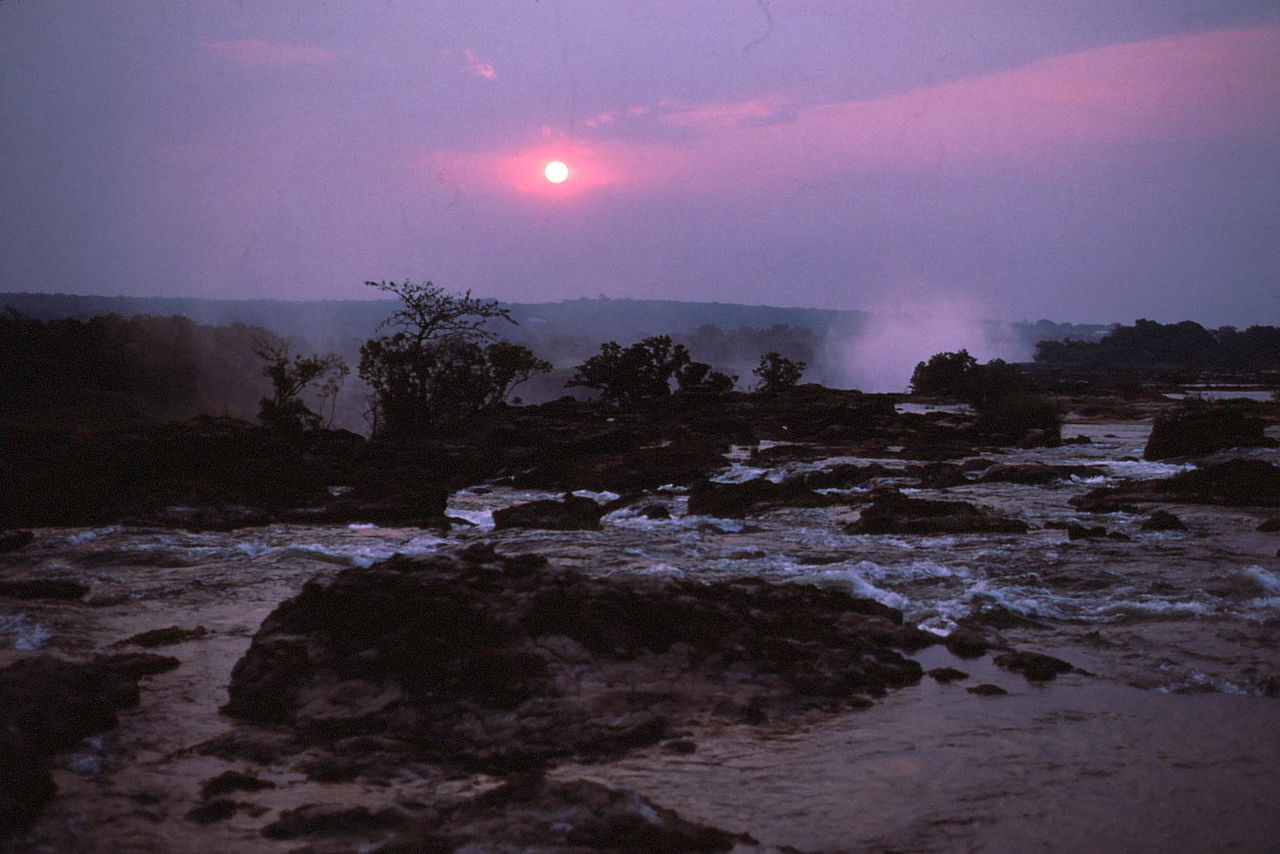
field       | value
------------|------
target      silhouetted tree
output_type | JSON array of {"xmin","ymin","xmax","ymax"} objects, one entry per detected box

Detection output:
[
  {"xmin": 912, "ymin": 349, "xmax": 1059, "ymax": 442},
  {"xmin": 254, "ymin": 341, "xmax": 347, "ymax": 433},
  {"xmin": 752, "ymin": 351, "xmax": 807, "ymax": 392},
  {"xmin": 675, "ymin": 360, "xmax": 736, "ymax": 396},
  {"xmin": 358, "ymin": 280, "xmax": 547, "ymax": 434},
  {"xmin": 567, "ymin": 335, "xmax": 693, "ymax": 404}
]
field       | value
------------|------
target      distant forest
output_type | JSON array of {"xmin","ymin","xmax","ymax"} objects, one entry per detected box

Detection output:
[
  {"xmin": 2, "ymin": 291, "xmax": 1134, "ymax": 431},
  {"xmin": 0, "ymin": 310, "xmax": 276, "ymax": 426},
  {"xmin": 1034, "ymin": 319, "xmax": 1280, "ymax": 371}
]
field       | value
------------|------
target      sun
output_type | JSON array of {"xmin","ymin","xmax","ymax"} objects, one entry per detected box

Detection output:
[{"xmin": 544, "ymin": 160, "xmax": 569, "ymax": 184}]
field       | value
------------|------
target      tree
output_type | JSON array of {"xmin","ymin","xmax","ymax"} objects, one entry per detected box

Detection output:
[
  {"xmin": 483, "ymin": 340, "xmax": 552, "ymax": 406},
  {"xmin": 366, "ymin": 279, "xmax": 512, "ymax": 347},
  {"xmin": 910, "ymin": 350, "xmax": 980, "ymax": 399},
  {"xmin": 358, "ymin": 280, "xmax": 547, "ymax": 434},
  {"xmin": 254, "ymin": 341, "xmax": 347, "ymax": 433},
  {"xmin": 567, "ymin": 335, "xmax": 693, "ymax": 404},
  {"xmin": 675, "ymin": 360, "xmax": 736, "ymax": 396},
  {"xmin": 752, "ymin": 351, "xmax": 806, "ymax": 392},
  {"xmin": 911, "ymin": 349, "xmax": 1060, "ymax": 442}
]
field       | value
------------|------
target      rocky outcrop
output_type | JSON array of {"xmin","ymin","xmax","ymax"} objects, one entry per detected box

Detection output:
[
  {"xmin": 0, "ymin": 531, "xmax": 33, "ymax": 553},
  {"xmin": 0, "ymin": 579, "xmax": 90, "ymax": 600},
  {"xmin": 492, "ymin": 495, "xmax": 606, "ymax": 531},
  {"xmin": 0, "ymin": 653, "xmax": 179, "ymax": 829},
  {"xmin": 376, "ymin": 775, "xmax": 750, "ymax": 853},
  {"xmin": 1073, "ymin": 459, "xmax": 1280, "ymax": 510},
  {"xmin": 686, "ymin": 477, "xmax": 840, "ymax": 517},
  {"xmin": 221, "ymin": 545, "xmax": 931, "ymax": 773},
  {"xmin": 845, "ymin": 490, "xmax": 1028, "ymax": 535},
  {"xmin": 977, "ymin": 463, "xmax": 1106, "ymax": 485},
  {"xmin": 1143, "ymin": 402, "xmax": 1277, "ymax": 460}
]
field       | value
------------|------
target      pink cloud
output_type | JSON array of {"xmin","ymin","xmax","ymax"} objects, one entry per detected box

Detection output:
[
  {"xmin": 207, "ymin": 39, "xmax": 336, "ymax": 67},
  {"xmin": 462, "ymin": 49, "xmax": 497, "ymax": 81},
  {"xmin": 422, "ymin": 24, "xmax": 1280, "ymax": 199}
]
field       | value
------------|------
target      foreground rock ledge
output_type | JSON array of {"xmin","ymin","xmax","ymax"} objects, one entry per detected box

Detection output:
[{"xmin": 220, "ymin": 544, "xmax": 936, "ymax": 773}]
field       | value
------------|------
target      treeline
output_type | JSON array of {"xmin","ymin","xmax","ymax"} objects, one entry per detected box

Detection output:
[
  {"xmin": 1035, "ymin": 319, "xmax": 1280, "ymax": 371},
  {"xmin": 0, "ymin": 311, "xmax": 277, "ymax": 423}
]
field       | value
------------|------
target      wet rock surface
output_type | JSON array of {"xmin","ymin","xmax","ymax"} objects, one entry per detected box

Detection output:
[
  {"xmin": 492, "ymin": 494, "xmax": 607, "ymax": 531},
  {"xmin": 220, "ymin": 545, "xmax": 931, "ymax": 774},
  {"xmin": 1073, "ymin": 459, "xmax": 1280, "ymax": 510},
  {"xmin": 845, "ymin": 489, "xmax": 1029, "ymax": 535},
  {"xmin": 1143, "ymin": 401, "xmax": 1276, "ymax": 460},
  {"xmin": 0, "ymin": 653, "xmax": 178, "ymax": 829}
]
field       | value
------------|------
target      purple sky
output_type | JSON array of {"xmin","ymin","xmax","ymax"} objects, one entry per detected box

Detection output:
[{"xmin": 3, "ymin": 1, "xmax": 1279, "ymax": 326}]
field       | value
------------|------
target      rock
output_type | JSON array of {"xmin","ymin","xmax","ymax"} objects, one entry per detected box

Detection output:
[
  {"xmin": 966, "ymin": 684, "xmax": 1008, "ymax": 696},
  {"xmin": 221, "ymin": 547, "xmax": 931, "ymax": 773},
  {"xmin": 0, "ymin": 417, "xmax": 357, "ymax": 528},
  {"xmin": 0, "ymin": 530, "xmax": 34, "ymax": 553},
  {"xmin": 1142, "ymin": 510, "xmax": 1187, "ymax": 531},
  {"xmin": 262, "ymin": 804, "xmax": 409, "ymax": 840},
  {"xmin": 199, "ymin": 770, "xmax": 276, "ymax": 799},
  {"xmin": 943, "ymin": 628, "xmax": 993, "ymax": 658},
  {"xmin": 1072, "ymin": 459, "xmax": 1280, "ymax": 509},
  {"xmin": 310, "ymin": 480, "xmax": 449, "ymax": 527},
  {"xmin": 845, "ymin": 490, "xmax": 1027, "ymax": 535},
  {"xmin": 1257, "ymin": 517, "xmax": 1280, "ymax": 532},
  {"xmin": 0, "ymin": 726, "xmax": 56, "ymax": 831},
  {"xmin": 0, "ymin": 579, "xmax": 90, "ymax": 600},
  {"xmin": 386, "ymin": 775, "xmax": 751, "ymax": 853},
  {"xmin": 994, "ymin": 651, "xmax": 1075, "ymax": 681},
  {"xmin": 492, "ymin": 495, "xmax": 606, "ymax": 531},
  {"xmin": 685, "ymin": 477, "xmax": 841, "ymax": 517},
  {"xmin": 1065, "ymin": 524, "xmax": 1129, "ymax": 541},
  {"xmin": 186, "ymin": 799, "xmax": 242, "ymax": 825},
  {"xmin": 978, "ymin": 463, "xmax": 1106, "ymax": 485},
  {"xmin": 114, "ymin": 625, "xmax": 209, "ymax": 648},
  {"xmin": 927, "ymin": 667, "xmax": 969, "ymax": 683},
  {"xmin": 1144, "ymin": 402, "xmax": 1277, "ymax": 460},
  {"xmin": 639, "ymin": 503, "xmax": 671, "ymax": 519},
  {"xmin": 0, "ymin": 653, "xmax": 178, "ymax": 830}
]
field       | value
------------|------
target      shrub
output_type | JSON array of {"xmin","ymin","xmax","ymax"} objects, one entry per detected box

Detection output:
[
  {"xmin": 752, "ymin": 351, "xmax": 806, "ymax": 392},
  {"xmin": 357, "ymin": 280, "xmax": 547, "ymax": 435},
  {"xmin": 567, "ymin": 335, "xmax": 693, "ymax": 404},
  {"xmin": 255, "ymin": 342, "xmax": 347, "ymax": 433}
]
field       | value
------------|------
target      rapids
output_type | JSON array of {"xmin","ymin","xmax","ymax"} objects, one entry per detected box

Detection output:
[{"xmin": 2, "ymin": 412, "xmax": 1278, "ymax": 852}]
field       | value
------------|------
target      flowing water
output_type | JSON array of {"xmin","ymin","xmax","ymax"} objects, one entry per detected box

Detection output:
[{"xmin": 2, "ymin": 413, "xmax": 1278, "ymax": 851}]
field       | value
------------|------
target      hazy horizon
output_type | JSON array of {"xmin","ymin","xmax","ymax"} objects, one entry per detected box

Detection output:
[{"xmin": 3, "ymin": 2, "xmax": 1278, "ymax": 328}]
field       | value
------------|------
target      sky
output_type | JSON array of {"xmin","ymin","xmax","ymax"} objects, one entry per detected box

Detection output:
[{"xmin": 2, "ymin": 1, "xmax": 1279, "ymax": 327}]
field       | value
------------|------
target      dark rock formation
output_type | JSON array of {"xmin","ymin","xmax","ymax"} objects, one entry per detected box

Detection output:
[
  {"xmin": 1142, "ymin": 510, "xmax": 1187, "ymax": 531},
  {"xmin": 392, "ymin": 776, "xmax": 750, "ymax": 853},
  {"xmin": 1143, "ymin": 402, "xmax": 1277, "ymax": 460},
  {"xmin": 993, "ymin": 651, "xmax": 1075, "ymax": 681},
  {"xmin": 0, "ymin": 531, "xmax": 34, "ymax": 553},
  {"xmin": 199, "ymin": 770, "xmax": 276, "ymax": 799},
  {"xmin": 1073, "ymin": 459, "xmax": 1280, "ymax": 510},
  {"xmin": 114, "ymin": 625, "xmax": 209, "ymax": 648},
  {"xmin": 686, "ymin": 477, "xmax": 841, "ymax": 517},
  {"xmin": 0, "ymin": 579, "xmax": 90, "ymax": 600},
  {"xmin": 845, "ymin": 490, "xmax": 1028, "ymax": 535},
  {"xmin": 927, "ymin": 667, "xmax": 969, "ymax": 683},
  {"xmin": 221, "ymin": 546, "xmax": 930, "ymax": 773},
  {"xmin": 0, "ymin": 653, "xmax": 179, "ymax": 829},
  {"xmin": 977, "ymin": 463, "xmax": 1106, "ymax": 485},
  {"xmin": 0, "ymin": 417, "xmax": 360, "ymax": 529},
  {"xmin": 492, "ymin": 495, "xmax": 606, "ymax": 531},
  {"xmin": 966, "ymin": 683, "xmax": 1008, "ymax": 696},
  {"xmin": 307, "ymin": 480, "xmax": 449, "ymax": 527}
]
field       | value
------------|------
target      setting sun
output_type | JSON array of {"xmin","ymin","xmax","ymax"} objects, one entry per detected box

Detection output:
[{"xmin": 543, "ymin": 160, "xmax": 569, "ymax": 184}]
